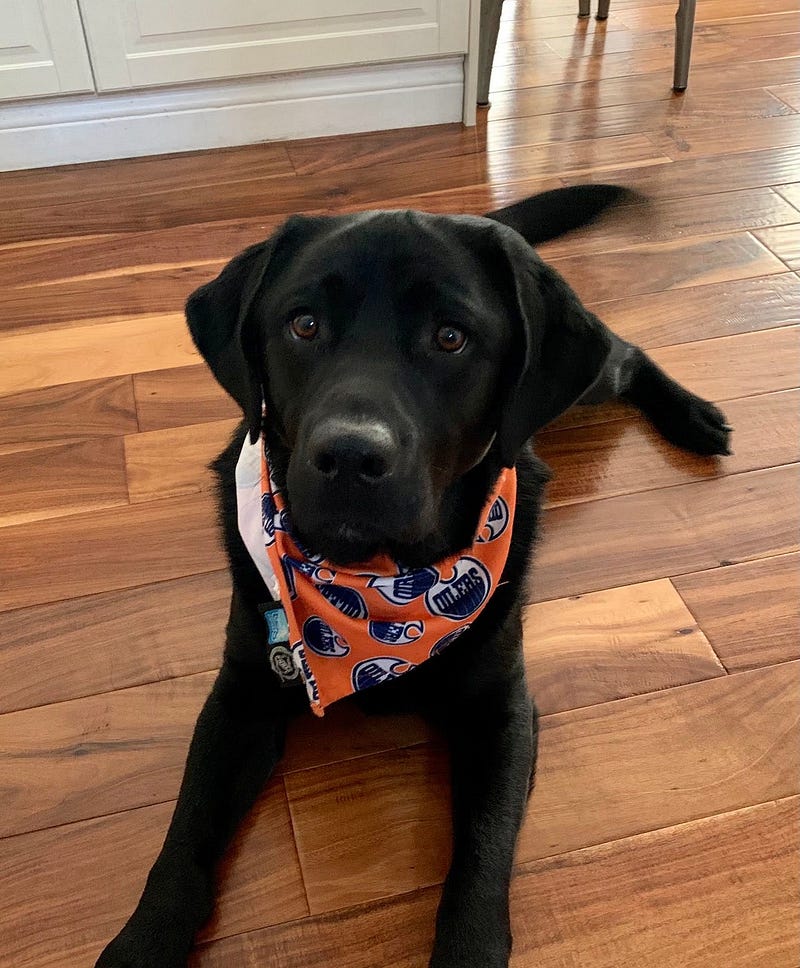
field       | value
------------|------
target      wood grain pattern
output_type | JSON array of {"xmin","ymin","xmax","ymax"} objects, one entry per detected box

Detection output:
[
  {"xmin": 0, "ymin": 571, "xmax": 229, "ymax": 713},
  {"xmin": 531, "ymin": 465, "xmax": 799, "ymax": 603},
  {"xmin": 755, "ymin": 223, "xmax": 800, "ymax": 268},
  {"xmin": 674, "ymin": 553, "xmax": 800, "ymax": 671},
  {"xmin": 618, "ymin": 0, "xmax": 800, "ymax": 28},
  {"xmin": 133, "ymin": 365, "xmax": 239, "ymax": 431},
  {"xmin": 0, "ymin": 437, "xmax": 129, "ymax": 526},
  {"xmin": 549, "ymin": 232, "xmax": 787, "ymax": 303},
  {"xmin": 0, "ymin": 314, "xmax": 199, "ymax": 395},
  {"xmin": 590, "ymin": 273, "xmax": 800, "ymax": 348},
  {"xmin": 283, "ymin": 663, "xmax": 798, "ymax": 914},
  {"xmin": 197, "ymin": 798, "xmax": 800, "ymax": 968},
  {"xmin": 539, "ymin": 389, "xmax": 800, "ymax": 506},
  {"xmin": 774, "ymin": 181, "xmax": 800, "ymax": 209},
  {"xmin": 0, "ymin": 493, "xmax": 224, "ymax": 613},
  {"xmin": 0, "ymin": 376, "xmax": 138, "ymax": 454},
  {"xmin": 536, "ymin": 188, "xmax": 800, "ymax": 260},
  {"xmin": 522, "ymin": 579, "xmax": 724, "ymax": 715},
  {"xmin": 124, "ymin": 419, "xmax": 239, "ymax": 503},
  {"xmin": 0, "ymin": 671, "xmax": 214, "ymax": 837},
  {"xmin": 0, "ymin": 782, "xmax": 308, "ymax": 968},
  {"xmin": 487, "ymin": 56, "xmax": 800, "ymax": 121},
  {"xmin": 769, "ymin": 80, "xmax": 800, "ymax": 110},
  {"xmin": 651, "ymin": 113, "xmax": 800, "ymax": 160}
]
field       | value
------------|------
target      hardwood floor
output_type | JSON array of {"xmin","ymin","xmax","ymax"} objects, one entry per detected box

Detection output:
[{"xmin": 0, "ymin": 0, "xmax": 798, "ymax": 963}]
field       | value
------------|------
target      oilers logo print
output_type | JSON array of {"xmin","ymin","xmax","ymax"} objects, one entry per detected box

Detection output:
[
  {"xmin": 368, "ymin": 567, "xmax": 437, "ymax": 604},
  {"xmin": 368, "ymin": 620, "xmax": 424, "ymax": 645},
  {"xmin": 352, "ymin": 657, "xmax": 417, "ymax": 692},
  {"xmin": 302, "ymin": 616, "xmax": 350, "ymax": 657},
  {"xmin": 424, "ymin": 557, "xmax": 492, "ymax": 620},
  {"xmin": 477, "ymin": 496, "xmax": 510, "ymax": 542},
  {"xmin": 430, "ymin": 625, "xmax": 471, "ymax": 657},
  {"xmin": 319, "ymin": 584, "xmax": 368, "ymax": 619}
]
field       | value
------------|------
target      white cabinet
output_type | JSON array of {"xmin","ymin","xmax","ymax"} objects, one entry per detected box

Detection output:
[
  {"xmin": 78, "ymin": 0, "xmax": 470, "ymax": 91},
  {"xmin": 0, "ymin": 0, "xmax": 94, "ymax": 100}
]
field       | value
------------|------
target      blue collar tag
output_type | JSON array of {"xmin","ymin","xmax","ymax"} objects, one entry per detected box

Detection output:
[{"xmin": 260, "ymin": 602, "xmax": 299, "ymax": 687}]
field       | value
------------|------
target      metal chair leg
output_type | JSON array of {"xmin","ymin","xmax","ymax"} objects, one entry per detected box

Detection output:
[
  {"xmin": 673, "ymin": 0, "xmax": 697, "ymax": 91},
  {"xmin": 578, "ymin": 0, "xmax": 591, "ymax": 17},
  {"xmin": 596, "ymin": 0, "xmax": 611, "ymax": 19},
  {"xmin": 478, "ymin": 0, "xmax": 504, "ymax": 105}
]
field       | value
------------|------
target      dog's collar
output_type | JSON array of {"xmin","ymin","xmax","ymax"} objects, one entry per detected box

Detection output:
[{"xmin": 235, "ymin": 434, "xmax": 516, "ymax": 716}]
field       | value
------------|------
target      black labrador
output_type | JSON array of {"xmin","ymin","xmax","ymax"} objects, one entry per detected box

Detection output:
[{"xmin": 96, "ymin": 185, "xmax": 730, "ymax": 968}]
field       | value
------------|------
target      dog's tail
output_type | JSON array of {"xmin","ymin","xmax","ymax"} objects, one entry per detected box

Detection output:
[{"xmin": 485, "ymin": 184, "xmax": 642, "ymax": 246}]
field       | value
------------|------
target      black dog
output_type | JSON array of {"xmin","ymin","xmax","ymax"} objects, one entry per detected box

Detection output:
[{"xmin": 96, "ymin": 186, "xmax": 730, "ymax": 968}]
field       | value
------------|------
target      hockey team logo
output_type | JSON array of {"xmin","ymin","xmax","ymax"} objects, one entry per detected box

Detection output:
[
  {"xmin": 477, "ymin": 496, "xmax": 510, "ymax": 543},
  {"xmin": 429, "ymin": 624, "xmax": 471, "ymax": 657},
  {"xmin": 282, "ymin": 556, "xmax": 336, "ymax": 599},
  {"xmin": 261, "ymin": 492, "xmax": 276, "ymax": 544},
  {"xmin": 302, "ymin": 616, "xmax": 350, "ymax": 657},
  {"xmin": 352, "ymin": 656, "xmax": 416, "ymax": 692},
  {"xmin": 319, "ymin": 584, "xmax": 368, "ymax": 619},
  {"xmin": 368, "ymin": 567, "xmax": 437, "ymax": 605},
  {"xmin": 425, "ymin": 557, "xmax": 492, "ymax": 620},
  {"xmin": 292, "ymin": 641, "xmax": 319, "ymax": 704},
  {"xmin": 368, "ymin": 620, "xmax": 424, "ymax": 645}
]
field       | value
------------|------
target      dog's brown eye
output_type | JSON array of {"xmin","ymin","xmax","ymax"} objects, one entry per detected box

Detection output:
[
  {"xmin": 435, "ymin": 325, "xmax": 467, "ymax": 353},
  {"xmin": 290, "ymin": 313, "xmax": 318, "ymax": 340}
]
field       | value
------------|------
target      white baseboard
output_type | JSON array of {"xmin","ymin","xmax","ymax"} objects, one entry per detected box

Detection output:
[{"xmin": 0, "ymin": 57, "xmax": 465, "ymax": 171}]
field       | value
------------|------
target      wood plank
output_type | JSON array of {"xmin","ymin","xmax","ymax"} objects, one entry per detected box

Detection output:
[
  {"xmin": 651, "ymin": 114, "xmax": 800, "ymax": 161},
  {"xmin": 484, "ymin": 90, "xmax": 796, "ymax": 152},
  {"xmin": 0, "ymin": 782, "xmax": 308, "ymax": 968},
  {"xmin": 542, "ymin": 15, "xmax": 800, "ymax": 57},
  {"xmin": 283, "ymin": 663, "xmax": 798, "ymax": 914},
  {"xmin": 589, "ymin": 273, "xmax": 800, "ymax": 348},
  {"xmin": 774, "ymin": 181, "xmax": 800, "ymax": 209},
  {"xmin": 568, "ymin": 145, "xmax": 800, "ymax": 202},
  {"xmin": 0, "ymin": 437, "xmax": 129, "ymax": 527},
  {"xmin": 2, "ymin": 266, "xmax": 219, "ymax": 333},
  {"xmin": 755, "ymin": 223, "xmax": 800, "ymax": 268},
  {"xmin": 530, "ymin": 465, "xmax": 800, "ymax": 603},
  {"xmin": 134, "ymin": 365, "xmax": 239, "ymax": 431},
  {"xmin": 619, "ymin": 0, "xmax": 800, "ymax": 28},
  {"xmin": 0, "ymin": 141, "xmax": 295, "ymax": 213},
  {"xmin": 648, "ymin": 327, "xmax": 800, "ymax": 402},
  {"xmin": 287, "ymin": 123, "xmax": 480, "ymax": 176},
  {"xmin": 0, "ymin": 672, "xmax": 214, "ymax": 837},
  {"xmin": 0, "ymin": 492, "xmax": 224, "ymax": 613},
  {"xmin": 124, "ymin": 419, "xmax": 239, "ymax": 503},
  {"xmin": 197, "ymin": 798, "xmax": 800, "ymax": 968},
  {"xmin": 548, "ymin": 232, "xmax": 787, "ymax": 303},
  {"xmin": 0, "ymin": 376, "xmax": 138, "ymax": 454},
  {"xmin": 486, "ymin": 56, "xmax": 800, "ymax": 121},
  {"xmin": 538, "ymin": 188, "xmax": 798, "ymax": 260},
  {"xmin": 674, "ymin": 553, "xmax": 800, "ymax": 671},
  {"xmin": 523, "ymin": 579, "xmax": 724, "ymax": 715},
  {"xmin": 0, "ymin": 571, "xmax": 229, "ymax": 713},
  {"xmin": 769, "ymin": 80, "xmax": 800, "ymax": 110},
  {"xmin": 489, "ymin": 33, "xmax": 800, "ymax": 92},
  {"xmin": 539, "ymin": 389, "xmax": 800, "ymax": 506},
  {"xmin": 0, "ymin": 313, "xmax": 199, "ymax": 395}
]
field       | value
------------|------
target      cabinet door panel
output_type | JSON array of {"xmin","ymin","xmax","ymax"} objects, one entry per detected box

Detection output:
[
  {"xmin": 79, "ymin": 0, "xmax": 470, "ymax": 91},
  {"xmin": 0, "ymin": 0, "xmax": 94, "ymax": 101}
]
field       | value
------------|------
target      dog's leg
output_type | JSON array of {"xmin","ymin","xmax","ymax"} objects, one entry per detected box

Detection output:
[
  {"xmin": 578, "ymin": 330, "xmax": 732, "ymax": 456},
  {"xmin": 429, "ymin": 671, "xmax": 534, "ymax": 968},
  {"xmin": 95, "ymin": 590, "xmax": 290, "ymax": 968}
]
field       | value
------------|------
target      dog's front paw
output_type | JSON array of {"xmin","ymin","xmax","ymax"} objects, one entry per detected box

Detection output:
[{"xmin": 660, "ymin": 391, "xmax": 732, "ymax": 457}]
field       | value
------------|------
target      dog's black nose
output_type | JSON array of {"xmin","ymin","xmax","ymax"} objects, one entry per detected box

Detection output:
[{"xmin": 309, "ymin": 420, "xmax": 398, "ymax": 484}]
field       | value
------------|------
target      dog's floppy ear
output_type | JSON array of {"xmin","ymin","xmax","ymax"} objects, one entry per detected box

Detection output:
[
  {"xmin": 185, "ymin": 238, "xmax": 279, "ymax": 443},
  {"xmin": 496, "ymin": 233, "xmax": 612, "ymax": 467}
]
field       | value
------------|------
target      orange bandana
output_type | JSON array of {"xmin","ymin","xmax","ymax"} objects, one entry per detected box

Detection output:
[{"xmin": 236, "ymin": 435, "xmax": 516, "ymax": 716}]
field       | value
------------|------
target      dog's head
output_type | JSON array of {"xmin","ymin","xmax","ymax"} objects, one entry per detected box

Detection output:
[{"xmin": 187, "ymin": 208, "xmax": 610, "ymax": 563}]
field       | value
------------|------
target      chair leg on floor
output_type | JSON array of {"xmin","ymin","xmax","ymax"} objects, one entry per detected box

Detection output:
[
  {"xmin": 673, "ymin": 0, "xmax": 697, "ymax": 91},
  {"xmin": 578, "ymin": 0, "xmax": 591, "ymax": 16},
  {"xmin": 596, "ymin": 0, "xmax": 611, "ymax": 20},
  {"xmin": 478, "ymin": 0, "xmax": 505, "ymax": 105}
]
